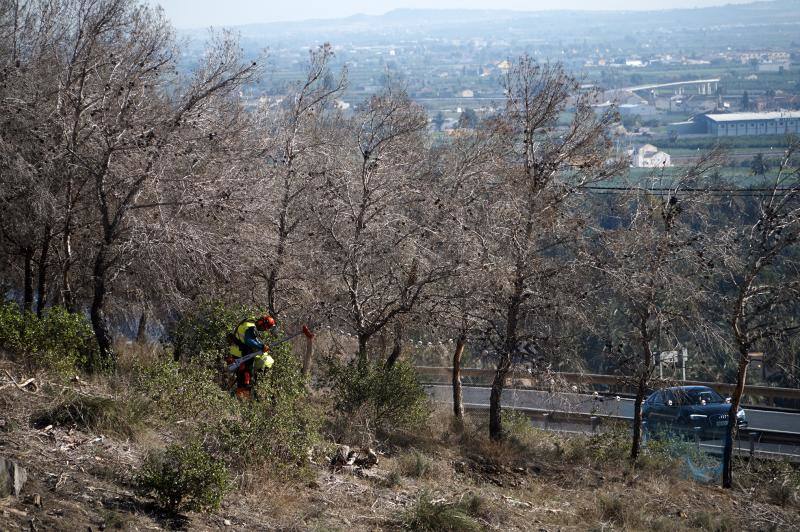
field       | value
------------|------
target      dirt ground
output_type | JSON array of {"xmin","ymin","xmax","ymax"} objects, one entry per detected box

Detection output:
[{"xmin": 1, "ymin": 361, "xmax": 797, "ymax": 531}]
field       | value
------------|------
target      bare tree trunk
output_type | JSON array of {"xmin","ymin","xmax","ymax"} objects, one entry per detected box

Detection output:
[
  {"xmin": 385, "ymin": 321, "xmax": 404, "ymax": 369},
  {"xmin": 631, "ymin": 322, "xmax": 654, "ymax": 461},
  {"xmin": 36, "ymin": 224, "xmax": 51, "ymax": 317},
  {"xmin": 489, "ymin": 354, "xmax": 512, "ymax": 440},
  {"xmin": 630, "ymin": 373, "xmax": 648, "ymax": 461},
  {"xmin": 490, "ymin": 274, "xmax": 523, "ymax": 441},
  {"xmin": 90, "ymin": 249, "xmax": 114, "ymax": 368},
  {"xmin": 23, "ymin": 246, "xmax": 33, "ymax": 313},
  {"xmin": 61, "ymin": 204, "xmax": 75, "ymax": 312},
  {"xmin": 60, "ymin": 174, "xmax": 75, "ymax": 311},
  {"xmin": 266, "ymin": 179, "xmax": 291, "ymax": 318},
  {"xmin": 136, "ymin": 309, "xmax": 148, "ymax": 342},
  {"xmin": 357, "ymin": 332, "xmax": 370, "ymax": 367},
  {"xmin": 452, "ymin": 336, "xmax": 466, "ymax": 420},
  {"xmin": 723, "ymin": 348, "xmax": 749, "ymax": 489}
]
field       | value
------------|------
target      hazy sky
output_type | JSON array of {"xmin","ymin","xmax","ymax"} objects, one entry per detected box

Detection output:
[{"xmin": 152, "ymin": 0, "xmax": 755, "ymax": 28}]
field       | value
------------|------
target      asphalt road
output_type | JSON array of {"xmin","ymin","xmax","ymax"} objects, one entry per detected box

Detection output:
[
  {"xmin": 426, "ymin": 384, "xmax": 800, "ymax": 458},
  {"xmin": 427, "ymin": 385, "xmax": 800, "ymax": 433}
]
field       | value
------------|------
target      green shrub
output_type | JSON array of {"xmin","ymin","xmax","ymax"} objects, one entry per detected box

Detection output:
[
  {"xmin": 643, "ymin": 431, "xmax": 719, "ymax": 468},
  {"xmin": 199, "ymin": 340, "xmax": 320, "ymax": 473},
  {"xmin": 206, "ymin": 397, "xmax": 320, "ymax": 472},
  {"xmin": 400, "ymin": 491, "xmax": 482, "ymax": 531},
  {"xmin": 139, "ymin": 312, "xmax": 319, "ymax": 473},
  {"xmin": 396, "ymin": 450, "xmax": 433, "ymax": 478},
  {"xmin": 503, "ymin": 409, "xmax": 536, "ymax": 441},
  {"xmin": 133, "ymin": 357, "xmax": 232, "ymax": 422},
  {"xmin": 565, "ymin": 423, "xmax": 629, "ymax": 464},
  {"xmin": 596, "ymin": 493, "xmax": 626, "ymax": 525},
  {"xmin": 0, "ymin": 302, "xmax": 97, "ymax": 375},
  {"xmin": 325, "ymin": 358, "xmax": 430, "ymax": 439},
  {"xmin": 0, "ymin": 301, "xmax": 25, "ymax": 353},
  {"xmin": 34, "ymin": 393, "xmax": 148, "ymax": 439},
  {"xmin": 36, "ymin": 306, "xmax": 98, "ymax": 373},
  {"xmin": 251, "ymin": 336, "xmax": 307, "ymax": 404},
  {"xmin": 170, "ymin": 300, "xmax": 252, "ymax": 366},
  {"xmin": 136, "ymin": 441, "xmax": 230, "ymax": 513}
]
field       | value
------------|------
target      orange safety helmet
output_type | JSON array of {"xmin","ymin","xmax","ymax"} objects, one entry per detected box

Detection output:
[{"xmin": 255, "ymin": 315, "xmax": 276, "ymax": 331}]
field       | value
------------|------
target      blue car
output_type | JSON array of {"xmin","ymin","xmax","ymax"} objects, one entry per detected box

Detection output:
[{"xmin": 642, "ymin": 386, "xmax": 747, "ymax": 439}]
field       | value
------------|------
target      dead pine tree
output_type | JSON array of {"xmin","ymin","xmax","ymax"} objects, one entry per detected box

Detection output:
[
  {"xmin": 587, "ymin": 154, "xmax": 720, "ymax": 460},
  {"xmin": 315, "ymin": 85, "xmax": 450, "ymax": 366},
  {"xmin": 430, "ymin": 128, "xmax": 499, "ymax": 422},
  {"xmin": 478, "ymin": 56, "xmax": 624, "ymax": 441},
  {"xmin": 711, "ymin": 140, "xmax": 800, "ymax": 488},
  {"xmin": 32, "ymin": 1, "xmax": 261, "ymax": 366},
  {"xmin": 0, "ymin": 0, "xmax": 63, "ymax": 316},
  {"xmin": 251, "ymin": 43, "xmax": 346, "ymax": 318}
]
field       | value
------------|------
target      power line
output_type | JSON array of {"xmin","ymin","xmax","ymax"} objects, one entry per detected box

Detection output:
[
  {"xmin": 584, "ymin": 186, "xmax": 799, "ymax": 192},
  {"xmin": 582, "ymin": 185, "xmax": 800, "ymax": 197}
]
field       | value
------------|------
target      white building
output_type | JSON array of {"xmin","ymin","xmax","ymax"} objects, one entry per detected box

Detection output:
[
  {"xmin": 629, "ymin": 144, "xmax": 672, "ymax": 168},
  {"xmin": 703, "ymin": 111, "xmax": 800, "ymax": 137}
]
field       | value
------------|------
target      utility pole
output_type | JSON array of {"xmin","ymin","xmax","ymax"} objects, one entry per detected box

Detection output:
[{"xmin": 680, "ymin": 347, "xmax": 687, "ymax": 381}]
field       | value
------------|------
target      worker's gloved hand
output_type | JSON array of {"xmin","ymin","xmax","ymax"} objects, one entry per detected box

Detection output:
[{"xmin": 254, "ymin": 353, "xmax": 274, "ymax": 371}]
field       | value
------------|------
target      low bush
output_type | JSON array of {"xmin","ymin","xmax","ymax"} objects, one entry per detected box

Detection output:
[
  {"xmin": 136, "ymin": 300, "xmax": 304, "ymax": 423},
  {"xmin": 325, "ymin": 358, "xmax": 430, "ymax": 441},
  {"xmin": 689, "ymin": 510, "xmax": 737, "ymax": 531},
  {"xmin": 458, "ymin": 429, "xmax": 528, "ymax": 467},
  {"xmin": 736, "ymin": 458, "xmax": 800, "ymax": 508},
  {"xmin": 400, "ymin": 491, "xmax": 482, "ymax": 531},
  {"xmin": 34, "ymin": 393, "xmax": 148, "ymax": 439},
  {"xmin": 396, "ymin": 450, "xmax": 433, "ymax": 479},
  {"xmin": 133, "ymin": 356, "xmax": 232, "ymax": 422},
  {"xmin": 202, "ymin": 340, "xmax": 320, "ymax": 474},
  {"xmin": 641, "ymin": 431, "xmax": 721, "ymax": 482},
  {"xmin": 591, "ymin": 492, "xmax": 649, "ymax": 529},
  {"xmin": 596, "ymin": 493, "xmax": 626, "ymax": 525},
  {"xmin": 382, "ymin": 470, "xmax": 402, "ymax": 488},
  {"xmin": 502, "ymin": 409, "xmax": 533, "ymax": 440},
  {"xmin": 169, "ymin": 299, "xmax": 252, "ymax": 366},
  {"xmin": 206, "ymin": 395, "xmax": 321, "ymax": 474},
  {"xmin": 766, "ymin": 478, "xmax": 800, "ymax": 508},
  {"xmin": 0, "ymin": 301, "xmax": 25, "ymax": 353},
  {"xmin": 36, "ymin": 306, "xmax": 98, "ymax": 371},
  {"xmin": 501, "ymin": 410, "xmax": 562, "ymax": 454},
  {"xmin": 139, "ymin": 309, "xmax": 320, "ymax": 475},
  {"xmin": 564, "ymin": 423, "xmax": 629, "ymax": 464},
  {"xmin": 136, "ymin": 441, "xmax": 230, "ymax": 513},
  {"xmin": 0, "ymin": 302, "xmax": 97, "ymax": 376}
]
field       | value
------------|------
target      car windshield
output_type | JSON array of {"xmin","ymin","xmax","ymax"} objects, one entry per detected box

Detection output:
[{"xmin": 673, "ymin": 388, "xmax": 724, "ymax": 405}]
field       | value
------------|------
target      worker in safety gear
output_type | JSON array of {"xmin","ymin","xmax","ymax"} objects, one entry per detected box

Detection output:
[{"xmin": 226, "ymin": 315, "xmax": 276, "ymax": 399}]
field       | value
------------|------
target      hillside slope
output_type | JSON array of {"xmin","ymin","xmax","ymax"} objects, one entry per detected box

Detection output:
[{"xmin": 1, "ymin": 357, "xmax": 798, "ymax": 531}]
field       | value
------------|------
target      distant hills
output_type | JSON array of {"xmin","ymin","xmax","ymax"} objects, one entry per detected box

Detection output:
[{"xmin": 179, "ymin": 0, "xmax": 800, "ymax": 45}]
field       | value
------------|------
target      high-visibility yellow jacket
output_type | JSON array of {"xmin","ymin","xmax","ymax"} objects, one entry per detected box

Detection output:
[{"xmin": 229, "ymin": 319, "xmax": 273, "ymax": 369}]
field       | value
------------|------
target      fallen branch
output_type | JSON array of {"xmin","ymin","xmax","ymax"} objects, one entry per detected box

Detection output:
[
  {"xmin": 3, "ymin": 370, "xmax": 37, "ymax": 392},
  {"xmin": 1, "ymin": 507, "xmax": 28, "ymax": 518}
]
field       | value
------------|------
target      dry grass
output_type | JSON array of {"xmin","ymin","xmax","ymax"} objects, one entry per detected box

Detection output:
[
  {"xmin": 33, "ymin": 393, "xmax": 149, "ymax": 440},
  {"xmin": 1, "ymin": 359, "xmax": 799, "ymax": 531},
  {"xmin": 112, "ymin": 339, "xmax": 165, "ymax": 389}
]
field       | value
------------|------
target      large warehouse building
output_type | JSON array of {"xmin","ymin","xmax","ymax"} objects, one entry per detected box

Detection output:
[{"xmin": 703, "ymin": 111, "xmax": 800, "ymax": 136}]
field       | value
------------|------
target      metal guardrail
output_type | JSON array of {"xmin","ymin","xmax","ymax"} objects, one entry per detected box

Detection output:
[
  {"xmin": 415, "ymin": 366, "xmax": 800, "ymax": 401},
  {"xmin": 457, "ymin": 401, "xmax": 800, "ymax": 461},
  {"xmin": 456, "ymin": 397, "xmax": 797, "ymax": 436}
]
